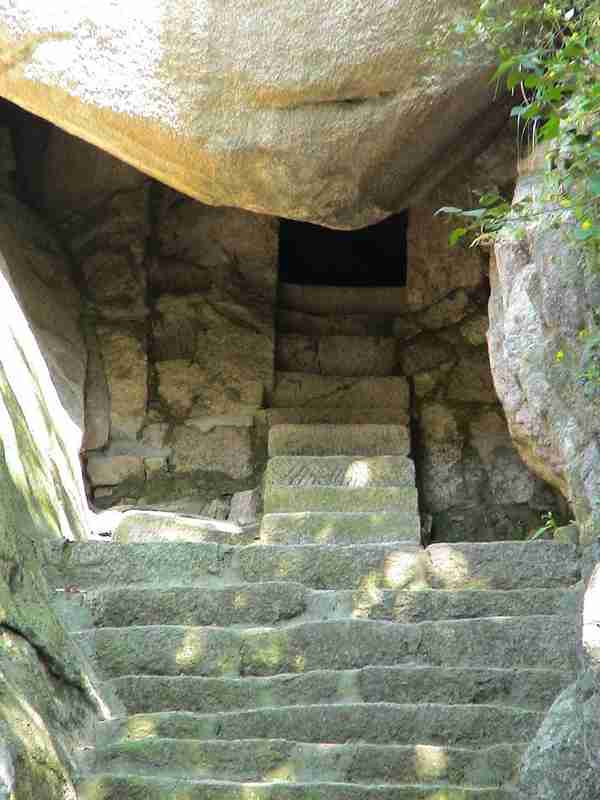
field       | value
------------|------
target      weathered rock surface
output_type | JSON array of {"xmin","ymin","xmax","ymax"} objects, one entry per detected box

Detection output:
[
  {"xmin": 0, "ymin": 194, "xmax": 118, "ymax": 798},
  {"xmin": 490, "ymin": 155, "xmax": 600, "ymax": 540},
  {"xmin": 488, "ymin": 152, "xmax": 600, "ymax": 798},
  {"xmin": 0, "ymin": 2, "xmax": 515, "ymax": 227}
]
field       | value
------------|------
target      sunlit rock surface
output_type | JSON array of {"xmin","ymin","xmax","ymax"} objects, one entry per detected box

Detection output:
[
  {"xmin": 0, "ymin": 0, "xmax": 511, "ymax": 227},
  {"xmin": 0, "ymin": 191, "xmax": 118, "ymax": 799}
]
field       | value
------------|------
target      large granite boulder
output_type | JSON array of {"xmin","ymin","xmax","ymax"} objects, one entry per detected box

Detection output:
[
  {"xmin": 489, "ymin": 152, "xmax": 600, "ymax": 796},
  {"xmin": 0, "ymin": 1, "xmax": 512, "ymax": 227},
  {"xmin": 489, "ymin": 151, "xmax": 600, "ymax": 543}
]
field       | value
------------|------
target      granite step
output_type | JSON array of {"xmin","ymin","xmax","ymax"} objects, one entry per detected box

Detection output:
[
  {"xmin": 269, "ymin": 423, "xmax": 410, "ymax": 456},
  {"xmin": 75, "ymin": 615, "xmax": 576, "ymax": 678},
  {"xmin": 275, "ymin": 333, "xmax": 396, "ymax": 377},
  {"xmin": 99, "ymin": 702, "xmax": 544, "ymax": 747},
  {"xmin": 259, "ymin": 511, "xmax": 421, "ymax": 544},
  {"xmin": 262, "ymin": 407, "xmax": 409, "ymax": 427},
  {"xmin": 263, "ymin": 485, "xmax": 419, "ymax": 514},
  {"xmin": 264, "ymin": 455, "xmax": 415, "ymax": 489},
  {"xmin": 89, "ymin": 737, "xmax": 525, "ymax": 786},
  {"xmin": 271, "ymin": 372, "xmax": 409, "ymax": 411},
  {"xmin": 279, "ymin": 283, "xmax": 410, "ymax": 315},
  {"xmin": 277, "ymin": 307, "xmax": 393, "ymax": 337},
  {"xmin": 49, "ymin": 541, "xmax": 579, "ymax": 593},
  {"xmin": 78, "ymin": 774, "xmax": 517, "ymax": 800},
  {"xmin": 107, "ymin": 666, "xmax": 573, "ymax": 715}
]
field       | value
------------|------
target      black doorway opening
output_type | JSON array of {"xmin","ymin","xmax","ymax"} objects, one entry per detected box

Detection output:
[{"xmin": 279, "ymin": 211, "xmax": 409, "ymax": 287}]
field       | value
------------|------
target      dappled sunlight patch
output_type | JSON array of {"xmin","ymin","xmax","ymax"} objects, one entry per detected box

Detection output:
[
  {"xmin": 234, "ymin": 591, "xmax": 250, "ymax": 610},
  {"xmin": 126, "ymin": 716, "xmax": 157, "ymax": 740},
  {"xmin": 429, "ymin": 546, "xmax": 489, "ymax": 591},
  {"xmin": 265, "ymin": 762, "xmax": 297, "ymax": 782},
  {"xmin": 175, "ymin": 630, "xmax": 205, "ymax": 669},
  {"xmin": 384, "ymin": 551, "xmax": 424, "ymax": 589},
  {"xmin": 414, "ymin": 744, "xmax": 449, "ymax": 781},
  {"xmin": 353, "ymin": 573, "xmax": 384, "ymax": 617},
  {"xmin": 345, "ymin": 459, "xmax": 371, "ymax": 488},
  {"xmin": 0, "ymin": 269, "xmax": 89, "ymax": 539},
  {"xmin": 315, "ymin": 524, "xmax": 336, "ymax": 543}
]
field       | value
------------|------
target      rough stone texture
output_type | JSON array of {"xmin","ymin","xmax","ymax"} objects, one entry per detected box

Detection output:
[
  {"xmin": 518, "ymin": 682, "xmax": 600, "ymax": 800},
  {"xmin": 170, "ymin": 419, "xmax": 255, "ymax": 480},
  {"xmin": 0, "ymin": 192, "xmax": 87, "ymax": 433},
  {"xmin": 228, "ymin": 489, "xmax": 261, "ymax": 526},
  {"xmin": 82, "ymin": 329, "xmax": 110, "ymax": 452},
  {"xmin": 490, "ymin": 156, "xmax": 600, "ymax": 541},
  {"xmin": 488, "ymin": 155, "xmax": 600, "ymax": 796},
  {"xmin": 114, "ymin": 511, "xmax": 250, "ymax": 545},
  {"xmin": 406, "ymin": 206, "xmax": 485, "ymax": 310},
  {"xmin": 273, "ymin": 374, "xmax": 410, "ymax": 410},
  {"xmin": 276, "ymin": 335, "xmax": 396, "ymax": 377},
  {"xmin": 96, "ymin": 326, "xmax": 147, "ymax": 440},
  {"xmin": 393, "ymin": 283, "xmax": 563, "ymax": 542},
  {"xmin": 86, "ymin": 453, "xmax": 145, "ymax": 487},
  {"xmin": 155, "ymin": 194, "xmax": 278, "ymax": 303},
  {"xmin": 0, "ymin": 3, "xmax": 519, "ymax": 227},
  {"xmin": 0, "ymin": 196, "xmax": 119, "ymax": 799}
]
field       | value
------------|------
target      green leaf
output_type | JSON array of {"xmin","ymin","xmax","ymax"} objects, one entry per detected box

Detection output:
[
  {"xmin": 449, "ymin": 227, "xmax": 468, "ymax": 246},
  {"xmin": 435, "ymin": 206, "xmax": 463, "ymax": 216}
]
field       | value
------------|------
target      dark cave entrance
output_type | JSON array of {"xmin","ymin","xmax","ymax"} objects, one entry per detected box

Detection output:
[{"xmin": 278, "ymin": 211, "xmax": 409, "ymax": 287}]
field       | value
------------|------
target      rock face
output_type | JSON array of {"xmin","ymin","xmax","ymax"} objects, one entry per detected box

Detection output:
[
  {"xmin": 490, "ymin": 157, "xmax": 600, "ymax": 539},
  {"xmin": 0, "ymin": 1, "xmax": 515, "ymax": 227},
  {"xmin": 488, "ymin": 153, "xmax": 600, "ymax": 797},
  {"xmin": 0, "ymin": 186, "xmax": 118, "ymax": 797}
]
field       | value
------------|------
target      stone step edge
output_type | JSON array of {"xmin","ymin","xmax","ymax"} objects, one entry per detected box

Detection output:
[
  {"xmin": 78, "ymin": 775, "xmax": 517, "ymax": 796},
  {"xmin": 99, "ymin": 701, "xmax": 546, "ymax": 727},
  {"xmin": 74, "ymin": 613, "xmax": 574, "ymax": 636}
]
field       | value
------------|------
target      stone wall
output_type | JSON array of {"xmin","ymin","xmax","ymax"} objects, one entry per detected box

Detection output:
[
  {"xmin": 399, "ymin": 198, "xmax": 564, "ymax": 542},
  {"xmin": 39, "ymin": 127, "xmax": 279, "ymax": 515}
]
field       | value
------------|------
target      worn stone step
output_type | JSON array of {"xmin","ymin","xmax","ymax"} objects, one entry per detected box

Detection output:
[
  {"xmin": 265, "ymin": 456, "xmax": 415, "ymax": 489},
  {"xmin": 101, "ymin": 702, "xmax": 543, "ymax": 747},
  {"xmin": 237, "ymin": 543, "xmax": 428, "ymax": 590},
  {"xmin": 77, "ymin": 616, "xmax": 576, "ymax": 678},
  {"xmin": 91, "ymin": 737, "xmax": 525, "ymax": 786},
  {"xmin": 262, "ymin": 407, "xmax": 409, "ymax": 427},
  {"xmin": 107, "ymin": 666, "xmax": 572, "ymax": 715},
  {"xmin": 239, "ymin": 617, "xmax": 575, "ymax": 676},
  {"xmin": 279, "ymin": 283, "xmax": 410, "ymax": 315},
  {"xmin": 356, "ymin": 587, "xmax": 579, "ymax": 623},
  {"xmin": 74, "ymin": 582, "xmax": 308, "ymax": 628},
  {"xmin": 264, "ymin": 485, "xmax": 419, "ymax": 514},
  {"xmin": 49, "ymin": 542, "xmax": 428, "ymax": 591},
  {"xmin": 260, "ymin": 512, "xmax": 421, "ymax": 545},
  {"xmin": 277, "ymin": 308, "xmax": 393, "ymax": 338},
  {"xmin": 427, "ymin": 541, "xmax": 580, "ymax": 591},
  {"xmin": 50, "ymin": 541, "xmax": 578, "ymax": 593},
  {"xmin": 276, "ymin": 334, "xmax": 396, "ymax": 377},
  {"xmin": 272, "ymin": 373, "xmax": 409, "ymax": 411},
  {"xmin": 269, "ymin": 424, "xmax": 410, "ymax": 456},
  {"xmin": 47, "ymin": 541, "xmax": 230, "ymax": 589},
  {"xmin": 79, "ymin": 774, "xmax": 516, "ymax": 800},
  {"xmin": 113, "ymin": 511, "xmax": 256, "ymax": 545}
]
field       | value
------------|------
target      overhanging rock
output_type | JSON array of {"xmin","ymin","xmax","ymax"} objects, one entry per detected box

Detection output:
[{"xmin": 0, "ymin": 0, "xmax": 512, "ymax": 227}]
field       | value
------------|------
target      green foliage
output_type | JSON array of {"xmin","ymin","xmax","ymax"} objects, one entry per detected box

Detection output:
[
  {"xmin": 527, "ymin": 511, "xmax": 559, "ymax": 540},
  {"xmin": 438, "ymin": 0, "xmax": 600, "ymax": 255},
  {"xmin": 439, "ymin": 1, "xmax": 600, "ymax": 397}
]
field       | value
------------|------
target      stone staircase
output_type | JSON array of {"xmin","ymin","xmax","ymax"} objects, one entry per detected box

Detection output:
[
  {"xmin": 49, "ymin": 494, "xmax": 579, "ymax": 799},
  {"xmin": 48, "ymin": 287, "xmax": 580, "ymax": 798}
]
